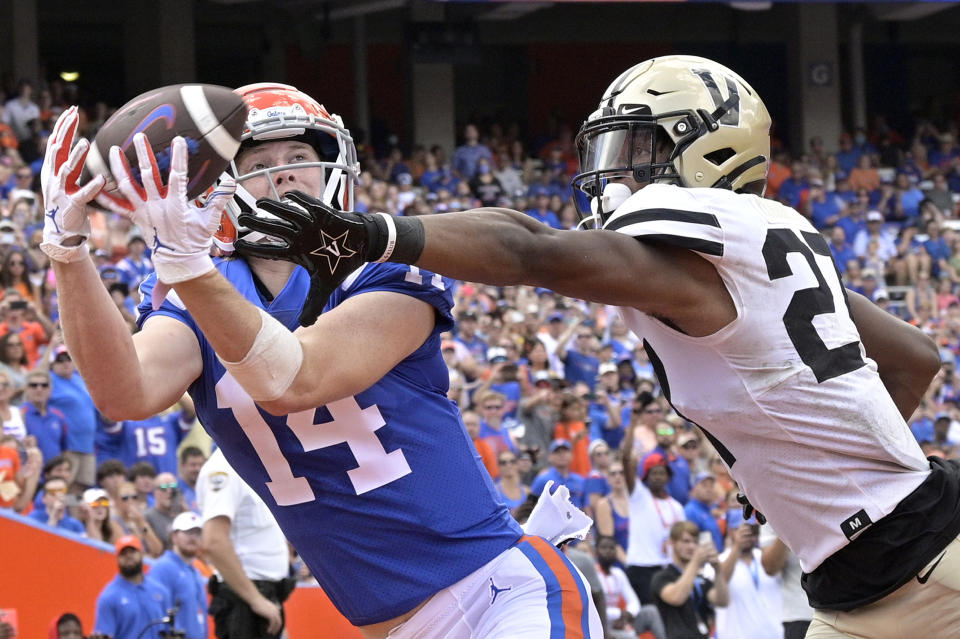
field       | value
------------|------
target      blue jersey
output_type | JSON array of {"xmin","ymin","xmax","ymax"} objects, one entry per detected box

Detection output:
[
  {"xmin": 149, "ymin": 551, "xmax": 208, "ymax": 639},
  {"xmin": 96, "ymin": 412, "xmax": 189, "ymax": 474},
  {"xmin": 138, "ymin": 259, "xmax": 522, "ymax": 626}
]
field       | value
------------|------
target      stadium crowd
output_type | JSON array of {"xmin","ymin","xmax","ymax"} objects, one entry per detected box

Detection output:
[{"xmin": 1, "ymin": 76, "xmax": 960, "ymax": 639}]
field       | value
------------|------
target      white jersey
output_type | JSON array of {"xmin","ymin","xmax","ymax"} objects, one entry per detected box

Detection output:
[{"xmin": 604, "ymin": 184, "xmax": 930, "ymax": 572}]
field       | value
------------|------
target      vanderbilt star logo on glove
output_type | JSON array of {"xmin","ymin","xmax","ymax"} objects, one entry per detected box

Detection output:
[
  {"xmin": 311, "ymin": 230, "xmax": 357, "ymax": 274},
  {"xmin": 235, "ymin": 191, "xmax": 378, "ymax": 327}
]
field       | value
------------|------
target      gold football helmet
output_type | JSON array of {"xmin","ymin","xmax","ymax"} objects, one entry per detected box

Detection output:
[{"xmin": 572, "ymin": 55, "xmax": 771, "ymax": 227}]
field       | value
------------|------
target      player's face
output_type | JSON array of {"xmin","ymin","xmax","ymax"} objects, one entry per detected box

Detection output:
[
  {"xmin": 581, "ymin": 125, "xmax": 673, "ymax": 196},
  {"xmin": 235, "ymin": 140, "xmax": 326, "ymax": 201}
]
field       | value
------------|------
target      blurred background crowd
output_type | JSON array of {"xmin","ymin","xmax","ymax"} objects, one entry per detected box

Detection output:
[{"xmin": 1, "ymin": 73, "xmax": 960, "ymax": 638}]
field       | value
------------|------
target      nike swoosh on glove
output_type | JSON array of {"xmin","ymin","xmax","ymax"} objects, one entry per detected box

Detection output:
[
  {"xmin": 39, "ymin": 106, "xmax": 106, "ymax": 263},
  {"xmin": 235, "ymin": 190, "xmax": 380, "ymax": 327},
  {"xmin": 96, "ymin": 133, "xmax": 236, "ymax": 309}
]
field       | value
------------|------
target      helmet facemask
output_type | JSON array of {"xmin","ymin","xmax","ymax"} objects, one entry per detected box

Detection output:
[{"xmin": 572, "ymin": 113, "xmax": 685, "ymax": 228}]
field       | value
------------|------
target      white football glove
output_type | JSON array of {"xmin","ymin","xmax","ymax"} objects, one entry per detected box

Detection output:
[
  {"xmin": 39, "ymin": 106, "xmax": 106, "ymax": 263},
  {"xmin": 97, "ymin": 133, "xmax": 236, "ymax": 305}
]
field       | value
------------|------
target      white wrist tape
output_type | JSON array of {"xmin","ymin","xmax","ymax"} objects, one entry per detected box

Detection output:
[
  {"xmin": 218, "ymin": 308, "xmax": 304, "ymax": 402},
  {"xmin": 375, "ymin": 212, "xmax": 397, "ymax": 263},
  {"xmin": 153, "ymin": 252, "xmax": 216, "ymax": 285},
  {"xmin": 40, "ymin": 239, "xmax": 91, "ymax": 264}
]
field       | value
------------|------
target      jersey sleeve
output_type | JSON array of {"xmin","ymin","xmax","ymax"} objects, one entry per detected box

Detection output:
[
  {"xmin": 136, "ymin": 272, "xmax": 200, "ymax": 333},
  {"xmin": 602, "ymin": 183, "xmax": 726, "ymax": 262},
  {"xmin": 330, "ymin": 263, "xmax": 456, "ymax": 335}
]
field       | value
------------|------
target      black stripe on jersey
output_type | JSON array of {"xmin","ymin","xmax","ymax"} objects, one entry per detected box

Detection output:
[
  {"xmin": 605, "ymin": 208, "xmax": 721, "ymax": 231},
  {"xmin": 630, "ymin": 233, "xmax": 724, "ymax": 257},
  {"xmin": 644, "ymin": 339, "xmax": 737, "ymax": 468}
]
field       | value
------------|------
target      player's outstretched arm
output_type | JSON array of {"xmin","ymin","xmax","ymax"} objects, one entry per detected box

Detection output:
[
  {"xmin": 848, "ymin": 290, "xmax": 940, "ymax": 420},
  {"xmin": 239, "ymin": 195, "xmax": 727, "ymax": 333},
  {"xmin": 41, "ymin": 110, "xmax": 202, "ymax": 420}
]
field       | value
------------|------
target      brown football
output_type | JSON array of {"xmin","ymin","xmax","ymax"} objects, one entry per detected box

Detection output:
[{"xmin": 81, "ymin": 83, "xmax": 247, "ymax": 208}]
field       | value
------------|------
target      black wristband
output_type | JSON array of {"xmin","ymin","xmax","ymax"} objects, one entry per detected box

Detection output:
[{"xmin": 365, "ymin": 213, "xmax": 425, "ymax": 265}]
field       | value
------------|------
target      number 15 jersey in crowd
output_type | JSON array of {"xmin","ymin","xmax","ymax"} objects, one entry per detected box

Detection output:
[
  {"xmin": 603, "ymin": 183, "xmax": 930, "ymax": 572},
  {"xmin": 138, "ymin": 259, "xmax": 522, "ymax": 626}
]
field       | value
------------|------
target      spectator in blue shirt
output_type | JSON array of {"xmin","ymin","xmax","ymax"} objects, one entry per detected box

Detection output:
[
  {"xmin": 524, "ymin": 192, "xmax": 562, "ymax": 229},
  {"xmin": 114, "ymin": 232, "xmax": 154, "ymax": 290},
  {"xmin": 683, "ymin": 472, "xmax": 724, "ymax": 551},
  {"xmin": 807, "ymin": 178, "xmax": 846, "ymax": 230},
  {"xmin": 28, "ymin": 476, "xmax": 85, "ymax": 534},
  {"xmin": 176, "ymin": 446, "xmax": 206, "ymax": 514},
  {"xmin": 563, "ymin": 326, "xmax": 601, "ymax": 391},
  {"xmin": 835, "ymin": 133, "xmax": 861, "ymax": 174},
  {"xmin": 94, "ymin": 535, "xmax": 171, "ymax": 639},
  {"xmin": 454, "ymin": 310, "xmax": 487, "ymax": 363},
  {"xmin": 148, "ymin": 512, "xmax": 208, "ymax": 639},
  {"xmin": 828, "ymin": 226, "xmax": 858, "ymax": 276},
  {"xmin": 451, "ymin": 123, "xmax": 494, "ymax": 180},
  {"xmin": 23, "ymin": 370, "xmax": 69, "ymax": 464},
  {"xmin": 531, "ymin": 439, "xmax": 586, "ymax": 508},
  {"xmin": 922, "ymin": 219, "xmax": 952, "ymax": 278},
  {"xmin": 48, "ymin": 344, "xmax": 98, "ymax": 491}
]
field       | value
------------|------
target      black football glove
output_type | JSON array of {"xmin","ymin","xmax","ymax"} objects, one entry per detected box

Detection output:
[
  {"xmin": 736, "ymin": 491, "xmax": 767, "ymax": 525},
  {"xmin": 234, "ymin": 190, "xmax": 382, "ymax": 327}
]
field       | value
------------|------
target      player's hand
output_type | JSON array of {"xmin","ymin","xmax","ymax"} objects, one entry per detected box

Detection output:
[
  {"xmin": 736, "ymin": 491, "xmax": 766, "ymax": 525},
  {"xmin": 39, "ymin": 105, "xmax": 105, "ymax": 263},
  {"xmin": 236, "ymin": 190, "xmax": 380, "ymax": 327},
  {"xmin": 250, "ymin": 594, "xmax": 283, "ymax": 636},
  {"xmin": 97, "ymin": 133, "xmax": 235, "ymax": 302}
]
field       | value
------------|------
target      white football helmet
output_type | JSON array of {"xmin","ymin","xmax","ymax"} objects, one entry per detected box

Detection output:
[
  {"xmin": 213, "ymin": 82, "xmax": 360, "ymax": 253},
  {"xmin": 572, "ymin": 55, "xmax": 771, "ymax": 228}
]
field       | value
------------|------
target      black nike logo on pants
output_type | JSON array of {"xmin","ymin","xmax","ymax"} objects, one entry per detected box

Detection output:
[{"xmin": 916, "ymin": 551, "xmax": 946, "ymax": 585}]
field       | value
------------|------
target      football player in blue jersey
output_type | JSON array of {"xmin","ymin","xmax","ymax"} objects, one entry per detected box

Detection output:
[
  {"xmin": 41, "ymin": 87, "xmax": 601, "ymax": 639},
  {"xmin": 244, "ymin": 58, "xmax": 960, "ymax": 638}
]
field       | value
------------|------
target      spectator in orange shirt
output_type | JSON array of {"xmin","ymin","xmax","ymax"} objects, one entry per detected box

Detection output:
[
  {"xmin": 554, "ymin": 392, "xmax": 591, "ymax": 476},
  {"xmin": 848, "ymin": 154, "xmax": 881, "ymax": 193},
  {"xmin": 463, "ymin": 409, "xmax": 497, "ymax": 478},
  {"xmin": 1, "ymin": 250, "xmax": 40, "ymax": 303},
  {"xmin": 1, "ymin": 433, "xmax": 42, "ymax": 512},
  {"xmin": 0, "ymin": 296, "xmax": 51, "ymax": 368},
  {"xmin": 765, "ymin": 150, "xmax": 791, "ymax": 200}
]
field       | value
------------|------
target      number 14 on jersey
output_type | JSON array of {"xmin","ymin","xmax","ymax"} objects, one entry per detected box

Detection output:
[{"xmin": 215, "ymin": 372, "xmax": 412, "ymax": 506}]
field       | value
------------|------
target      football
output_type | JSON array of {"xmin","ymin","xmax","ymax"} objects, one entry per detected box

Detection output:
[{"xmin": 81, "ymin": 83, "xmax": 247, "ymax": 208}]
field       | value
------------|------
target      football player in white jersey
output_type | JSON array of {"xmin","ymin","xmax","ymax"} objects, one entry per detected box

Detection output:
[{"xmin": 249, "ymin": 56, "xmax": 960, "ymax": 638}]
